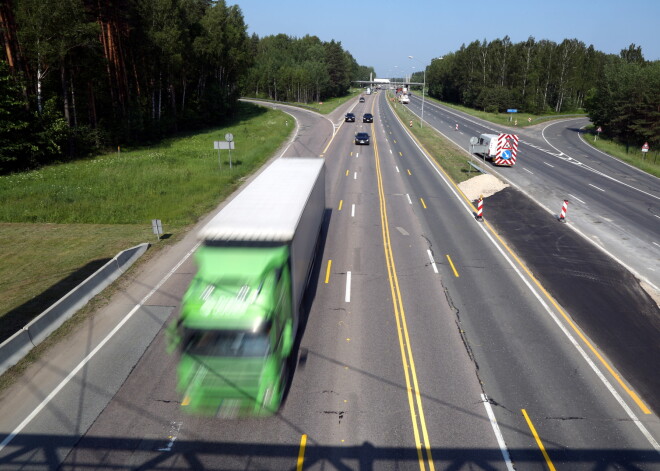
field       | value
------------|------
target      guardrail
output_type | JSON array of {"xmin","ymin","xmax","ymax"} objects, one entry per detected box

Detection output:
[{"xmin": 0, "ymin": 243, "xmax": 149, "ymax": 375}]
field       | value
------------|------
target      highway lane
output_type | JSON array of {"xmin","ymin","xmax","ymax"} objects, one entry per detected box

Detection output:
[
  {"xmin": 60, "ymin": 95, "xmax": 508, "ymax": 469},
  {"xmin": 403, "ymin": 94, "xmax": 660, "ymax": 415},
  {"xmin": 376, "ymin": 92, "xmax": 660, "ymax": 469},
  {"xmin": 1, "ymin": 92, "xmax": 659, "ymax": 469},
  {"xmin": 405, "ymin": 95, "xmax": 660, "ymax": 291}
]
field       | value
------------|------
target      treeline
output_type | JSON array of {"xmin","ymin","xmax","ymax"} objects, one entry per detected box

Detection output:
[
  {"xmin": 0, "ymin": 0, "xmax": 373, "ymax": 174},
  {"xmin": 421, "ymin": 37, "xmax": 658, "ymax": 148},
  {"xmin": 0, "ymin": 0, "xmax": 254, "ymax": 173},
  {"xmin": 241, "ymin": 34, "xmax": 374, "ymax": 103},
  {"xmin": 424, "ymin": 36, "xmax": 606, "ymax": 114},
  {"xmin": 585, "ymin": 48, "xmax": 659, "ymax": 149}
]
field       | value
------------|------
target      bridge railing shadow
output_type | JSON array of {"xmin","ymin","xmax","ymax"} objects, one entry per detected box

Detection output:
[{"xmin": 2, "ymin": 434, "xmax": 659, "ymax": 470}]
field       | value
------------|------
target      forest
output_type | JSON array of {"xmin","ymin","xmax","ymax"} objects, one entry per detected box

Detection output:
[
  {"xmin": 1, "ymin": 2, "xmax": 657, "ymax": 174},
  {"xmin": 0, "ymin": 0, "xmax": 371, "ymax": 174},
  {"xmin": 420, "ymin": 37, "xmax": 659, "ymax": 149}
]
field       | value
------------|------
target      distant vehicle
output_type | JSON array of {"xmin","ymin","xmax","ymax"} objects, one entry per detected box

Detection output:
[
  {"xmin": 472, "ymin": 133, "xmax": 519, "ymax": 166},
  {"xmin": 363, "ymin": 113, "xmax": 373, "ymax": 123},
  {"xmin": 359, "ymin": 96, "xmax": 365, "ymax": 103},
  {"xmin": 171, "ymin": 158, "xmax": 325, "ymax": 417},
  {"xmin": 366, "ymin": 87, "xmax": 372, "ymax": 95},
  {"xmin": 345, "ymin": 113, "xmax": 356, "ymax": 122},
  {"xmin": 355, "ymin": 132, "xmax": 370, "ymax": 145},
  {"xmin": 399, "ymin": 95, "xmax": 410, "ymax": 104}
]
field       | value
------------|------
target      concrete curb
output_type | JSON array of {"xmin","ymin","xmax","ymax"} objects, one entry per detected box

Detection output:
[{"xmin": 0, "ymin": 243, "xmax": 149, "ymax": 375}]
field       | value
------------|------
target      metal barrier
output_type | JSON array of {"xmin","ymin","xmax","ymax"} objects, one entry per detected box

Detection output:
[{"xmin": 0, "ymin": 243, "xmax": 149, "ymax": 375}]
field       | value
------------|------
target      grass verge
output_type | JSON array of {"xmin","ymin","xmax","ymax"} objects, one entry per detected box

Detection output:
[
  {"xmin": 580, "ymin": 127, "xmax": 660, "ymax": 178},
  {"xmin": 409, "ymin": 91, "xmax": 586, "ymax": 127},
  {"xmin": 0, "ymin": 101, "xmax": 292, "ymax": 338},
  {"xmin": 386, "ymin": 93, "xmax": 482, "ymax": 184},
  {"xmin": 243, "ymin": 88, "xmax": 362, "ymax": 115}
]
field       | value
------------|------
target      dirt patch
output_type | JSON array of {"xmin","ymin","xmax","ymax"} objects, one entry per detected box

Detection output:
[{"xmin": 458, "ymin": 173, "xmax": 509, "ymax": 201}]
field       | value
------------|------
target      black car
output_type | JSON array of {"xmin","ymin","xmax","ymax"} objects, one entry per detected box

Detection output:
[
  {"xmin": 363, "ymin": 113, "xmax": 373, "ymax": 123},
  {"xmin": 345, "ymin": 113, "xmax": 356, "ymax": 122},
  {"xmin": 355, "ymin": 132, "xmax": 370, "ymax": 145},
  {"xmin": 359, "ymin": 97, "xmax": 365, "ymax": 103}
]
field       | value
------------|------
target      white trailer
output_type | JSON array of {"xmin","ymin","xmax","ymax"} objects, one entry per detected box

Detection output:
[
  {"xmin": 472, "ymin": 133, "xmax": 519, "ymax": 166},
  {"xmin": 198, "ymin": 157, "xmax": 326, "ymax": 328}
]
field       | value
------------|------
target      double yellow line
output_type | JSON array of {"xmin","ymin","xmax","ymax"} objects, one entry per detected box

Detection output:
[{"xmin": 373, "ymin": 120, "xmax": 435, "ymax": 470}]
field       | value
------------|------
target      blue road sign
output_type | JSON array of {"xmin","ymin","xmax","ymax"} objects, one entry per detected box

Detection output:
[{"xmin": 507, "ymin": 109, "xmax": 518, "ymax": 113}]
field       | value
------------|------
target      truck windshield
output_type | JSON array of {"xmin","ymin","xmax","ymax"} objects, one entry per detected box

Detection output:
[{"xmin": 183, "ymin": 329, "xmax": 270, "ymax": 357}]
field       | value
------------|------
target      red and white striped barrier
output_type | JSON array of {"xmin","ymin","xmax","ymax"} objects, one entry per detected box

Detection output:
[
  {"xmin": 476, "ymin": 196, "xmax": 483, "ymax": 221},
  {"xmin": 410, "ymin": 120, "xmax": 413, "ymax": 127},
  {"xmin": 559, "ymin": 199, "xmax": 568, "ymax": 222},
  {"xmin": 494, "ymin": 134, "xmax": 519, "ymax": 166}
]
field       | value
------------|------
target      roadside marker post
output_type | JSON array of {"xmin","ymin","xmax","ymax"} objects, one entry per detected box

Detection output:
[
  {"xmin": 476, "ymin": 196, "xmax": 484, "ymax": 221},
  {"xmin": 558, "ymin": 200, "xmax": 569, "ymax": 222},
  {"xmin": 152, "ymin": 219, "xmax": 163, "ymax": 240}
]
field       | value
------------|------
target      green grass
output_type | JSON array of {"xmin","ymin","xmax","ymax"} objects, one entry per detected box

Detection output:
[
  {"xmin": 0, "ymin": 102, "xmax": 292, "ymax": 336},
  {"xmin": 244, "ymin": 88, "xmax": 362, "ymax": 115},
  {"xmin": 0, "ymin": 223, "xmax": 153, "ymax": 339},
  {"xmin": 0, "ymin": 103, "xmax": 290, "ymax": 226},
  {"xmin": 581, "ymin": 127, "xmax": 660, "ymax": 178},
  {"xmin": 387, "ymin": 93, "xmax": 478, "ymax": 184},
  {"xmin": 409, "ymin": 91, "xmax": 586, "ymax": 127}
]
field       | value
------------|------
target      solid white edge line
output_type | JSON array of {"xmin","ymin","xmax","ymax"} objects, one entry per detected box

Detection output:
[
  {"xmin": 541, "ymin": 120, "xmax": 659, "ymax": 201},
  {"xmin": 482, "ymin": 394, "xmax": 515, "ymax": 471},
  {"xmin": 427, "ymin": 250, "xmax": 438, "ymax": 274},
  {"xmin": 568, "ymin": 193, "xmax": 586, "ymax": 205},
  {"xmin": 0, "ymin": 242, "xmax": 201, "ymax": 453},
  {"xmin": 345, "ymin": 271, "xmax": 352, "ymax": 303},
  {"xmin": 387, "ymin": 99, "xmax": 660, "ymax": 454}
]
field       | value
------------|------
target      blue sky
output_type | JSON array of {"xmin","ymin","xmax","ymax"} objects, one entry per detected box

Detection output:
[{"xmin": 229, "ymin": 0, "xmax": 659, "ymax": 77}]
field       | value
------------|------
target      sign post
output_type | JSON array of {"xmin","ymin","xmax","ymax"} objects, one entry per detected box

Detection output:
[
  {"xmin": 152, "ymin": 219, "xmax": 163, "ymax": 241},
  {"xmin": 642, "ymin": 142, "xmax": 649, "ymax": 158},
  {"xmin": 595, "ymin": 126, "xmax": 602, "ymax": 142},
  {"xmin": 225, "ymin": 133, "xmax": 234, "ymax": 170},
  {"xmin": 507, "ymin": 109, "xmax": 517, "ymax": 122},
  {"xmin": 213, "ymin": 139, "xmax": 235, "ymax": 169}
]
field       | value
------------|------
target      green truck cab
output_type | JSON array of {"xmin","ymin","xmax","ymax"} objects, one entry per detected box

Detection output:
[{"xmin": 171, "ymin": 158, "xmax": 325, "ymax": 417}]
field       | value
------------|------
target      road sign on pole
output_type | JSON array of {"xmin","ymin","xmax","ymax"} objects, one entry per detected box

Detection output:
[
  {"xmin": 152, "ymin": 219, "xmax": 163, "ymax": 240},
  {"xmin": 642, "ymin": 142, "xmax": 649, "ymax": 153},
  {"xmin": 595, "ymin": 126, "xmax": 603, "ymax": 142},
  {"xmin": 214, "ymin": 141, "xmax": 234, "ymax": 150}
]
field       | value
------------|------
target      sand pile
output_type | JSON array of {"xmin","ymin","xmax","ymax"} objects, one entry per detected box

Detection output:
[{"xmin": 458, "ymin": 173, "xmax": 509, "ymax": 201}]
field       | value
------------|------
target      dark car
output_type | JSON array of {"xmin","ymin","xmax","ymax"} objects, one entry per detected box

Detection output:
[
  {"xmin": 363, "ymin": 113, "xmax": 373, "ymax": 123},
  {"xmin": 355, "ymin": 132, "xmax": 370, "ymax": 145},
  {"xmin": 359, "ymin": 96, "xmax": 365, "ymax": 103},
  {"xmin": 345, "ymin": 113, "xmax": 356, "ymax": 122}
]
